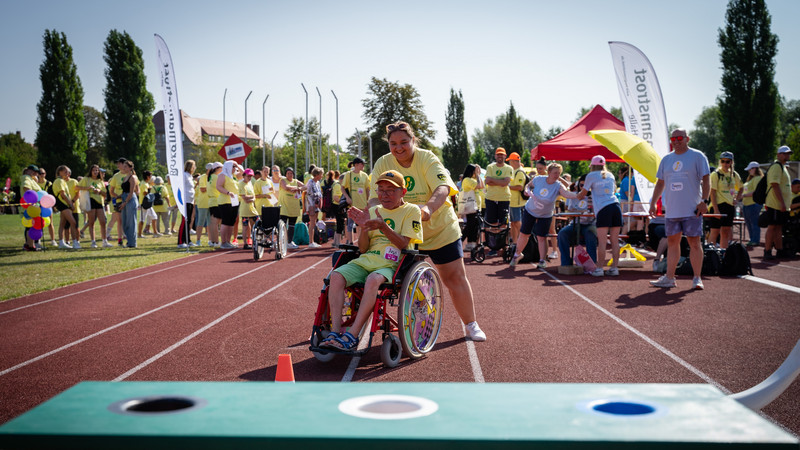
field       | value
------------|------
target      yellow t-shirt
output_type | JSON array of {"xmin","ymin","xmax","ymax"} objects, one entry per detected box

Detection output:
[
  {"xmin": 332, "ymin": 181, "xmax": 343, "ymax": 203},
  {"xmin": 216, "ymin": 176, "xmax": 239, "ymax": 206},
  {"xmin": 279, "ymin": 179, "xmax": 303, "ymax": 218},
  {"xmin": 370, "ymin": 148, "xmax": 460, "ymax": 251},
  {"xmin": 207, "ymin": 173, "xmax": 220, "ymax": 208},
  {"xmin": 238, "ymin": 179, "xmax": 258, "ymax": 217},
  {"xmin": 21, "ymin": 174, "xmax": 40, "ymax": 194},
  {"xmin": 152, "ymin": 185, "xmax": 169, "ymax": 213},
  {"xmin": 53, "ymin": 178, "xmax": 80, "ymax": 212},
  {"xmin": 509, "ymin": 168, "xmax": 528, "ymax": 208},
  {"xmin": 108, "ymin": 172, "xmax": 124, "ymax": 199},
  {"xmin": 766, "ymin": 162, "xmax": 791, "ymax": 210},
  {"xmin": 343, "ymin": 170, "xmax": 370, "ymax": 209},
  {"xmin": 80, "ymin": 176, "xmax": 105, "ymax": 205},
  {"xmin": 195, "ymin": 174, "xmax": 209, "ymax": 209},
  {"xmin": 253, "ymin": 178, "xmax": 276, "ymax": 210},
  {"xmin": 742, "ymin": 176, "xmax": 762, "ymax": 207},
  {"xmin": 710, "ymin": 169, "xmax": 742, "ymax": 206},
  {"xmin": 485, "ymin": 162, "xmax": 513, "ymax": 202},
  {"xmin": 350, "ymin": 202, "xmax": 423, "ymax": 273},
  {"xmin": 137, "ymin": 180, "xmax": 150, "ymax": 204}
]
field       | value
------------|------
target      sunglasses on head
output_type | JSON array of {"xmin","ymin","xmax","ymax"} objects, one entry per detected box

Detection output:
[
  {"xmin": 386, "ymin": 122, "xmax": 408, "ymax": 132},
  {"xmin": 670, "ymin": 136, "xmax": 686, "ymax": 142}
]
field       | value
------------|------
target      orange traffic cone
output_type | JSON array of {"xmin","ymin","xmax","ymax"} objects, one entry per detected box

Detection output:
[{"xmin": 275, "ymin": 353, "xmax": 295, "ymax": 383}]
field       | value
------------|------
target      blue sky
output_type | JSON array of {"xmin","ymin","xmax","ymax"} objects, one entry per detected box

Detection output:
[{"xmin": 2, "ymin": 0, "xmax": 798, "ymax": 152}]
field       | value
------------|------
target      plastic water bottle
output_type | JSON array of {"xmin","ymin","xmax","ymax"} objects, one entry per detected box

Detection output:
[{"xmin": 735, "ymin": 203, "xmax": 741, "ymax": 218}]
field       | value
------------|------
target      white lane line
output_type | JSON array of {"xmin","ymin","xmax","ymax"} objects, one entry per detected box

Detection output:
[
  {"xmin": 541, "ymin": 269, "xmax": 731, "ymax": 394},
  {"xmin": 115, "ymin": 257, "xmax": 327, "ymax": 381},
  {"xmin": 742, "ymin": 275, "xmax": 800, "ymax": 294},
  {"xmin": 462, "ymin": 323, "xmax": 485, "ymax": 383},
  {"xmin": 0, "ymin": 252, "xmax": 226, "ymax": 315},
  {"xmin": 0, "ymin": 250, "xmax": 306, "ymax": 377}
]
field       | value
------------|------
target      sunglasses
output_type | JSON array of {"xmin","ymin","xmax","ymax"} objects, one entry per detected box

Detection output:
[
  {"xmin": 386, "ymin": 122, "xmax": 408, "ymax": 133},
  {"xmin": 720, "ymin": 160, "xmax": 732, "ymax": 164},
  {"xmin": 670, "ymin": 136, "xmax": 686, "ymax": 142}
]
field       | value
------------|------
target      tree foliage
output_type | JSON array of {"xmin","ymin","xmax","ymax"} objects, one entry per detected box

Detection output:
[
  {"xmin": 501, "ymin": 102, "xmax": 524, "ymax": 158},
  {"xmin": 35, "ymin": 29, "xmax": 87, "ymax": 176},
  {"xmin": 0, "ymin": 133, "xmax": 38, "ymax": 187},
  {"xmin": 103, "ymin": 29, "xmax": 156, "ymax": 170},
  {"xmin": 442, "ymin": 88, "xmax": 470, "ymax": 177},
  {"xmin": 690, "ymin": 105, "xmax": 722, "ymax": 161},
  {"xmin": 717, "ymin": 0, "xmax": 779, "ymax": 164},
  {"xmin": 83, "ymin": 105, "xmax": 108, "ymax": 168},
  {"xmin": 361, "ymin": 77, "xmax": 435, "ymax": 162},
  {"xmin": 473, "ymin": 110, "xmax": 543, "ymax": 166}
]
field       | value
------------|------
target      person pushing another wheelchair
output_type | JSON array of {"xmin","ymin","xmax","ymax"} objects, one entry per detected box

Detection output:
[{"xmin": 320, "ymin": 170, "xmax": 423, "ymax": 351}]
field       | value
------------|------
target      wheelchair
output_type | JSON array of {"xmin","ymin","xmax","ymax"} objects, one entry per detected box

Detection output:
[
  {"xmin": 308, "ymin": 244, "xmax": 444, "ymax": 368},
  {"xmin": 470, "ymin": 213, "xmax": 512, "ymax": 263},
  {"xmin": 251, "ymin": 206, "xmax": 288, "ymax": 261}
]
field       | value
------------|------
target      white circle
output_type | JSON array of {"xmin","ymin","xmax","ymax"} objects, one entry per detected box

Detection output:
[{"xmin": 338, "ymin": 394, "xmax": 438, "ymax": 420}]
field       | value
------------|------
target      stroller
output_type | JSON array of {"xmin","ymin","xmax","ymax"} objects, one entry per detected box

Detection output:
[{"xmin": 469, "ymin": 214, "xmax": 512, "ymax": 263}]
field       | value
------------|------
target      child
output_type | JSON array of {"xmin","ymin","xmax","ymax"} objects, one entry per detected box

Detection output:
[{"xmin": 320, "ymin": 170, "xmax": 423, "ymax": 351}]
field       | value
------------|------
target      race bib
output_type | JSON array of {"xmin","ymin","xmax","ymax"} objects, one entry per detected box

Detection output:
[
  {"xmin": 357, "ymin": 188, "xmax": 364, "ymax": 195},
  {"xmin": 262, "ymin": 186, "xmax": 269, "ymax": 194},
  {"xmin": 533, "ymin": 199, "xmax": 546, "ymax": 210},
  {"xmin": 383, "ymin": 245, "xmax": 401, "ymax": 262},
  {"xmin": 670, "ymin": 182, "xmax": 684, "ymax": 192}
]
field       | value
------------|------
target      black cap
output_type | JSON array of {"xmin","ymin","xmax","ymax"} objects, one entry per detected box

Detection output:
[
  {"xmin": 352, "ymin": 157, "xmax": 365, "ymax": 165},
  {"xmin": 26, "ymin": 164, "xmax": 40, "ymax": 172},
  {"xmin": 115, "ymin": 157, "xmax": 128, "ymax": 164}
]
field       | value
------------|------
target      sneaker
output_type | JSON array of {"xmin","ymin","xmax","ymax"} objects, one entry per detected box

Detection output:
[
  {"xmin": 219, "ymin": 242, "xmax": 236, "ymax": 249},
  {"xmin": 590, "ymin": 267, "xmax": 605, "ymax": 277},
  {"xmin": 91, "ymin": 241, "xmax": 98, "ymax": 248},
  {"xmin": 190, "ymin": 229, "xmax": 197, "ymax": 235},
  {"xmin": 232, "ymin": 239, "xmax": 238, "ymax": 245},
  {"xmin": 763, "ymin": 250, "xmax": 775, "ymax": 260},
  {"xmin": 465, "ymin": 321, "xmax": 486, "ymax": 342},
  {"xmin": 487, "ymin": 250, "xmax": 497, "ymax": 257},
  {"xmin": 154, "ymin": 232, "xmax": 163, "ymax": 237},
  {"xmin": 118, "ymin": 240, "xmax": 124, "ymax": 247},
  {"xmin": 538, "ymin": 259, "xmax": 547, "ymax": 269},
  {"xmin": 692, "ymin": 277, "xmax": 704, "ymax": 290},
  {"xmin": 72, "ymin": 240, "xmax": 81, "ymax": 249},
  {"xmin": 58, "ymin": 240, "xmax": 70, "ymax": 249},
  {"xmin": 510, "ymin": 253, "xmax": 523, "ymax": 267},
  {"xmin": 607, "ymin": 267, "xmax": 619, "ymax": 276},
  {"xmin": 547, "ymin": 251, "xmax": 558, "ymax": 260},
  {"xmin": 102, "ymin": 240, "xmax": 113, "ymax": 248},
  {"xmin": 50, "ymin": 240, "xmax": 58, "ymax": 247},
  {"xmin": 288, "ymin": 242, "xmax": 299, "ymax": 249},
  {"xmin": 189, "ymin": 242, "xmax": 199, "ymax": 247},
  {"xmin": 177, "ymin": 243, "xmax": 188, "ymax": 249},
  {"xmin": 242, "ymin": 244, "xmax": 251, "ymax": 250},
  {"xmin": 650, "ymin": 275, "xmax": 676, "ymax": 288},
  {"xmin": 309, "ymin": 242, "xmax": 321, "ymax": 248},
  {"xmin": 79, "ymin": 231, "xmax": 85, "ymax": 239}
]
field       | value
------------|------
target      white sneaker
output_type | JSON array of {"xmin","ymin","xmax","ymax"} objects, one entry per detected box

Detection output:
[
  {"xmin": 288, "ymin": 242, "xmax": 299, "ymax": 249},
  {"xmin": 692, "ymin": 277, "xmax": 704, "ymax": 290},
  {"xmin": 58, "ymin": 240, "xmax": 70, "ymax": 249},
  {"xmin": 650, "ymin": 275, "xmax": 676, "ymax": 288},
  {"xmin": 190, "ymin": 229, "xmax": 196, "ymax": 235},
  {"xmin": 219, "ymin": 242, "xmax": 236, "ymax": 249},
  {"xmin": 510, "ymin": 253, "xmax": 523, "ymax": 267},
  {"xmin": 91, "ymin": 241, "xmax": 98, "ymax": 248},
  {"xmin": 72, "ymin": 240, "xmax": 81, "ymax": 249},
  {"xmin": 50, "ymin": 240, "xmax": 58, "ymax": 247},
  {"xmin": 537, "ymin": 259, "xmax": 547, "ymax": 269},
  {"xmin": 189, "ymin": 242, "xmax": 199, "ymax": 247},
  {"xmin": 309, "ymin": 242, "xmax": 321, "ymax": 248},
  {"xmin": 465, "ymin": 321, "xmax": 486, "ymax": 341},
  {"xmin": 102, "ymin": 240, "xmax": 113, "ymax": 248},
  {"xmin": 464, "ymin": 242, "xmax": 476, "ymax": 252},
  {"xmin": 177, "ymin": 243, "xmax": 188, "ymax": 249},
  {"xmin": 606, "ymin": 267, "xmax": 619, "ymax": 276},
  {"xmin": 547, "ymin": 251, "xmax": 558, "ymax": 260},
  {"xmin": 590, "ymin": 267, "xmax": 604, "ymax": 277}
]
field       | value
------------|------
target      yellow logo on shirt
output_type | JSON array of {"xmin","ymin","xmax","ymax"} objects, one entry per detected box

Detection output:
[
  {"xmin": 385, "ymin": 218, "xmax": 395, "ymax": 229},
  {"xmin": 437, "ymin": 173, "xmax": 446, "ymax": 181},
  {"xmin": 412, "ymin": 221, "xmax": 421, "ymax": 233},
  {"xmin": 405, "ymin": 176, "xmax": 415, "ymax": 192},
  {"xmin": 672, "ymin": 161, "xmax": 683, "ymax": 172}
]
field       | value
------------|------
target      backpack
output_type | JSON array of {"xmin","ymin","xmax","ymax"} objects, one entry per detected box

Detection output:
[
  {"xmin": 701, "ymin": 245, "xmax": 722, "ymax": 276},
  {"xmin": 517, "ymin": 235, "xmax": 540, "ymax": 263},
  {"xmin": 321, "ymin": 180, "xmax": 333, "ymax": 214},
  {"xmin": 720, "ymin": 241, "xmax": 753, "ymax": 276},
  {"xmin": 314, "ymin": 221, "xmax": 328, "ymax": 244},
  {"xmin": 141, "ymin": 193, "xmax": 155, "ymax": 210},
  {"xmin": 153, "ymin": 187, "xmax": 164, "ymax": 206},
  {"xmin": 293, "ymin": 221, "xmax": 309, "ymax": 245},
  {"xmin": 517, "ymin": 169, "xmax": 532, "ymax": 200},
  {"xmin": 752, "ymin": 162, "xmax": 778, "ymax": 205}
]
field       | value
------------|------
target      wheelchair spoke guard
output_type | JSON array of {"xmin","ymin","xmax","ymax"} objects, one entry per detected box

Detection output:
[{"xmin": 397, "ymin": 261, "xmax": 444, "ymax": 359}]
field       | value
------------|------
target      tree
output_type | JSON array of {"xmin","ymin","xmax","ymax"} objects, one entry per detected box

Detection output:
[
  {"xmin": 361, "ymin": 77, "xmax": 435, "ymax": 162},
  {"xmin": 520, "ymin": 119, "xmax": 543, "ymax": 167},
  {"xmin": 690, "ymin": 105, "xmax": 722, "ymax": 161},
  {"xmin": 83, "ymin": 105, "xmax": 108, "ymax": 168},
  {"xmin": 103, "ymin": 30, "xmax": 156, "ymax": 170},
  {"xmin": 0, "ymin": 133, "xmax": 38, "ymax": 187},
  {"xmin": 35, "ymin": 29, "xmax": 87, "ymax": 176},
  {"xmin": 442, "ymin": 88, "xmax": 470, "ymax": 176},
  {"xmin": 717, "ymin": 0, "xmax": 779, "ymax": 165},
  {"xmin": 501, "ymin": 102, "xmax": 524, "ymax": 159}
]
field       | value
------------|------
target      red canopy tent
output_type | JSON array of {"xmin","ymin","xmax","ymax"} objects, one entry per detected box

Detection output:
[{"xmin": 531, "ymin": 105, "xmax": 625, "ymax": 162}]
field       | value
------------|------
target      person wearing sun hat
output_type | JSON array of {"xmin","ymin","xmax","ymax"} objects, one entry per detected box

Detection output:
[
  {"xmin": 708, "ymin": 151, "xmax": 742, "ymax": 248},
  {"xmin": 738, "ymin": 161, "xmax": 764, "ymax": 246},
  {"xmin": 764, "ymin": 145, "xmax": 793, "ymax": 259},
  {"xmin": 506, "ymin": 152, "xmax": 527, "ymax": 242}
]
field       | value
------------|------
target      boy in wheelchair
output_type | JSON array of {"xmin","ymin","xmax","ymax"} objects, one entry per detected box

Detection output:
[{"xmin": 320, "ymin": 170, "xmax": 423, "ymax": 351}]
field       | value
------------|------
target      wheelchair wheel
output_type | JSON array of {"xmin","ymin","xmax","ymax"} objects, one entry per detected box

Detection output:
[
  {"xmin": 380, "ymin": 334, "xmax": 402, "ymax": 368},
  {"xmin": 471, "ymin": 245, "xmax": 485, "ymax": 263},
  {"xmin": 275, "ymin": 220, "xmax": 288, "ymax": 260},
  {"xmin": 397, "ymin": 260, "xmax": 444, "ymax": 360},
  {"xmin": 311, "ymin": 328, "xmax": 336, "ymax": 363},
  {"xmin": 252, "ymin": 221, "xmax": 265, "ymax": 261}
]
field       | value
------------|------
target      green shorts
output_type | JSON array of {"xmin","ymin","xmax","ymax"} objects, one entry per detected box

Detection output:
[{"xmin": 334, "ymin": 261, "xmax": 396, "ymax": 287}]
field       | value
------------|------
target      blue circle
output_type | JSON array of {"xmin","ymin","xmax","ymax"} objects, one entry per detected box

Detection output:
[{"xmin": 592, "ymin": 401, "xmax": 656, "ymax": 416}]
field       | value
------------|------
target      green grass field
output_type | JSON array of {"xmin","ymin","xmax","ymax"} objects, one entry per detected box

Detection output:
[{"xmin": 0, "ymin": 210, "xmax": 212, "ymax": 301}]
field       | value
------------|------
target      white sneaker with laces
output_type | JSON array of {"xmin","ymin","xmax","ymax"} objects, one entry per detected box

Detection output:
[
  {"xmin": 219, "ymin": 242, "xmax": 236, "ymax": 249},
  {"xmin": 91, "ymin": 241, "xmax": 98, "ymax": 248},
  {"xmin": 189, "ymin": 242, "xmax": 199, "ymax": 247},
  {"xmin": 538, "ymin": 259, "xmax": 547, "ymax": 269},
  {"xmin": 102, "ymin": 240, "xmax": 113, "ymax": 248},
  {"xmin": 190, "ymin": 229, "xmax": 196, "ymax": 235},
  {"xmin": 510, "ymin": 253, "xmax": 523, "ymax": 267},
  {"xmin": 288, "ymin": 242, "xmax": 299, "ymax": 249},
  {"xmin": 547, "ymin": 251, "xmax": 558, "ymax": 260},
  {"xmin": 58, "ymin": 240, "xmax": 70, "ymax": 249},
  {"xmin": 606, "ymin": 267, "xmax": 619, "ymax": 276},
  {"xmin": 72, "ymin": 240, "xmax": 81, "ymax": 249},
  {"xmin": 50, "ymin": 240, "xmax": 58, "ymax": 247},
  {"xmin": 309, "ymin": 242, "xmax": 321, "ymax": 248},
  {"xmin": 177, "ymin": 243, "xmax": 188, "ymax": 249},
  {"xmin": 465, "ymin": 321, "xmax": 486, "ymax": 341},
  {"xmin": 590, "ymin": 267, "xmax": 604, "ymax": 277},
  {"xmin": 650, "ymin": 275, "xmax": 676, "ymax": 288},
  {"xmin": 692, "ymin": 277, "xmax": 704, "ymax": 290}
]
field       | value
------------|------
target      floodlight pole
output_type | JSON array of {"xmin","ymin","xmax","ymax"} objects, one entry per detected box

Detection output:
[
  {"xmin": 301, "ymin": 83, "xmax": 309, "ymax": 175},
  {"xmin": 355, "ymin": 129, "xmax": 362, "ymax": 159},
  {"xmin": 222, "ymin": 88, "xmax": 227, "ymax": 143},
  {"xmin": 262, "ymin": 94, "xmax": 269, "ymax": 168},
  {"xmin": 270, "ymin": 131, "xmax": 278, "ymax": 169},
  {"xmin": 293, "ymin": 141, "xmax": 297, "ymax": 174},
  {"xmin": 316, "ymin": 87, "xmax": 322, "ymax": 168},
  {"xmin": 244, "ymin": 90, "xmax": 252, "ymax": 168},
  {"xmin": 331, "ymin": 90, "xmax": 339, "ymax": 170}
]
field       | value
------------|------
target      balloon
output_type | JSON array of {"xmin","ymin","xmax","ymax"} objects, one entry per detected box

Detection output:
[
  {"xmin": 28, "ymin": 228, "xmax": 43, "ymax": 241},
  {"xmin": 27, "ymin": 204, "xmax": 41, "ymax": 218},
  {"xmin": 21, "ymin": 217, "xmax": 33, "ymax": 228},
  {"xmin": 32, "ymin": 217, "xmax": 44, "ymax": 229},
  {"xmin": 36, "ymin": 190, "xmax": 46, "ymax": 201},
  {"xmin": 40, "ymin": 194, "xmax": 56, "ymax": 209},
  {"xmin": 40, "ymin": 207, "xmax": 52, "ymax": 218},
  {"xmin": 22, "ymin": 209, "xmax": 30, "ymax": 219},
  {"xmin": 23, "ymin": 190, "xmax": 39, "ymax": 205},
  {"xmin": 43, "ymin": 217, "xmax": 51, "ymax": 227}
]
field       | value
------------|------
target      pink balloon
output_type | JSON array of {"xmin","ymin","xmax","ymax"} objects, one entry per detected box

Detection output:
[{"xmin": 40, "ymin": 194, "xmax": 56, "ymax": 209}]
